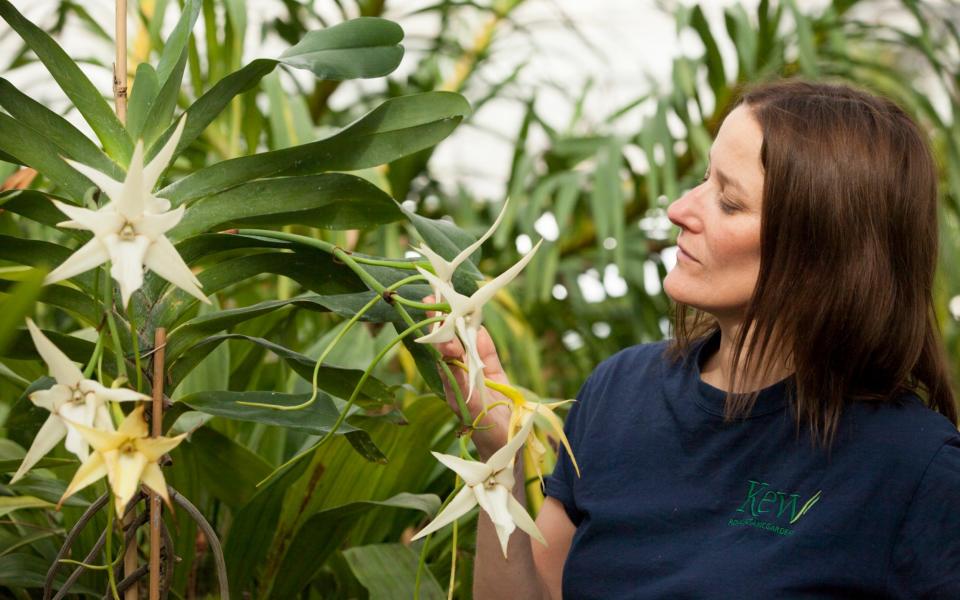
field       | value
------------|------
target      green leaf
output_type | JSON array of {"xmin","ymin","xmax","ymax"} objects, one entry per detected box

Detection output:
[
  {"xmin": 0, "ymin": 457, "xmax": 74, "ymax": 474},
  {"xmin": 0, "ymin": 78, "xmax": 122, "ymax": 179},
  {"xmin": 156, "ymin": 0, "xmax": 201, "ymax": 84},
  {"xmin": 278, "ymin": 17, "xmax": 404, "ymax": 80},
  {"xmin": 343, "ymin": 543, "xmax": 445, "ymax": 600},
  {"xmin": 145, "ymin": 58, "xmax": 277, "ymax": 165},
  {"xmin": 400, "ymin": 205, "xmax": 483, "ymax": 288},
  {"xmin": 182, "ymin": 427, "xmax": 271, "ymax": 507},
  {"xmin": 169, "ymin": 333, "xmax": 394, "ymax": 407},
  {"xmin": 141, "ymin": 49, "xmax": 190, "ymax": 149},
  {"xmin": 151, "ymin": 252, "xmax": 361, "ymax": 328},
  {"xmin": 0, "ymin": 496, "xmax": 53, "ymax": 517},
  {"xmin": 0, "ymin": 553, "xmax": 99, "ymax": 594},
  {"xmin": 126, "ymin": 63, "xmax": 160, "ymax": 142},
  {"xmin": 0, "ymin": 0, "xmax": 132, "ymax": 163},
  {"xmin": 160, "ymin": 92, "xmax": 471, "ymax": 206},
  {"xmin": 0, "ymin": 235, "xmax": 97, "ymax": 295},
  {"xmin": 0, "ymin": 269, "xmax": 46, "ymax": 354},
  {"xmin": 0, "ymin": 113, "xmax": 97, "ymax": 201},
  {"xmin": 179, "ymin": 390, "xmax": 364, "ymax": 435},
  {"xmin": 263, "ymin": 70, "xmax": 316, "ymax": 149},
  {"xmin": 689, "ymin": 5, "xmax": 728, "ymax": 102},
  {"xmin": 170, "ymin": 173, "xmax": 403, "ymax": 238},
  {"xmin": 786, "ymin": 0, "xmax": 820, "ymax": 76}
]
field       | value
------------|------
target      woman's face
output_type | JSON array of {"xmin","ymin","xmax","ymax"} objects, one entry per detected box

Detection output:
[{"xmin": 663, "ymin": 105, "xmax": 765, "ymax": 321}]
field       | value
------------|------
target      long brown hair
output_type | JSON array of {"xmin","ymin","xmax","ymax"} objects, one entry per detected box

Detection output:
[{"xmin": 665, "ymin": 79, "xmax": 958, "ymax": 450}]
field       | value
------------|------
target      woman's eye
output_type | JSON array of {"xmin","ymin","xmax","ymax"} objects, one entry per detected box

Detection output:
[{"xmin": 718, "ymin": 197, "xmax": 737, "ymax": 214}]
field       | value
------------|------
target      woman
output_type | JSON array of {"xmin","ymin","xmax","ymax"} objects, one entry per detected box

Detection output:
[{"xmin": 426, "ymin": 80, "xmax": 960, "ymax": 598}]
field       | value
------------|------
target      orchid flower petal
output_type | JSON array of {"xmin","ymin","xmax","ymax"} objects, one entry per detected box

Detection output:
[
  {"xmin": 136, "ymin": 206, "xmax": 185, "ymax": 240},
  {"xmin": 81, "ymin": 380, "xmax": 149, "ymax": 403},
  {"xmin": 410, "ymin": 485, "xmax": 477, "ymax": 542},
  {"xmin": 471, "ymin": 239, "xmax": 543, "ymax": 308},
  {"xmin": 507, "ymin": 494, "xmax": 547, "ymax": 546},
  {"xmin": 142, "ymin": 235, "xmax": 209, "ymax": 303},
  {"xmin": 10, "ymin": 414, "xmax": 67, "ymax": 484},
  {"xmin": 59, "ymin": 452, "xmax": 108, "ymax": 508},
  {"xmin": 29, "ymin": 384, "xmax": 72, "ymax": 412},
  {"xmin": 62, "ymin": 158, "xmax": 125, "ymax": 205},
  {"xmin": 117, "ymin": 406, "xmax": 149, "ymax": 438},
  {"xmin": 140, "ymin": 462, "xmax": 171, "ymax": 505},
  {"xmin": 43, "ymin": 238, "xmax": 110, "ymax": 286},
  {"xmin": 449, "ymin": 197, "xmax": 510, "ymax": 272},
  {"xmin": 487, "ymin": 409, "xmax": 536, "ymax": 472},
  {"xmin": 25, "ymin": 319, "xmax": 83, "ymax": 386},
  {"xmin": 142, "ymin": 118, "xmax": 186, "ymax": 195},
  {"xmin": 135, "ymin": 433, "xmax": 187, "ymax": 462},
  {"xmin": 431, "ymin": 451, "xmax": 490, "ymax": 486},
  {"xmin": 105, "ymin": 449, "xmax": 148, "ymax": 517},
  {"xmin": 50, "ymin": 201, "xmax": 120, "ymax": 237},
  {"xmin": 65, "ymin": 419, "xmax": 126, "ymax": 454},
  {"xmin": 118, "ymin": 142, "xmax": 146, "ymax": 219},
  {"xmin": 475, "ymin": 483, "xmax": 516, "ymax": 558},
  {"xmin": 103, "ymin": 234, "xmax": 150, "ymax": 307}
]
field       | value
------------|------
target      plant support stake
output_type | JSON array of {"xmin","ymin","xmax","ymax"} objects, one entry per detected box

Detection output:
[{"xmin": 149, "ymin": 328, "xmax": 166, "ymax": 600}]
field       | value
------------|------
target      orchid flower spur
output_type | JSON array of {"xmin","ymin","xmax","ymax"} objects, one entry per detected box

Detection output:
[
  {"xmin": 10, "ymin": 319, "xmax": 149, "ymax": 484},
  {"xmin": 45, "ymin": 118, "xmax": 209, "ymax": 308},
  {"xmin": 415, "ymin": 238, "xmax": 543, "ymax": 405},
  {"xmin": 411, "ymin": 413, "xmax": 545, "ymax": 558},
  {"xmin": 58, "ymin": 405, "xmax": 186, "ymax": 518},
  {"xmin": 484, "ymin": 376, "xmax": 580, "ymax": 486}
]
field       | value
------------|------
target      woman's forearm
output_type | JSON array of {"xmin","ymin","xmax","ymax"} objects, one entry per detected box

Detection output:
[{"xmin": 472, "ymin": 437, "xmax": 550, "ymax": 600}]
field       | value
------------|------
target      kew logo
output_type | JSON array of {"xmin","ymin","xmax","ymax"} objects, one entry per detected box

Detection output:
[{"xmin": 736, "ymin": 479, "xmax": 822, "ymax": 525}]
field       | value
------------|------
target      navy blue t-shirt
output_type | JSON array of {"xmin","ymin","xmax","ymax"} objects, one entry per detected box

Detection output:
[{"xmin": 544, "ymin": 330, "xmax": 960, "ymax": 599}]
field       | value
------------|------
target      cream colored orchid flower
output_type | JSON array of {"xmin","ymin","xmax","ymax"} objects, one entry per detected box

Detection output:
[
  {"xmin": 415, "ymin": 238, "xmax": 543, "ymax": 405},
  {"xmin": 411, "ymin": 414, "xmax": 545, "ymax": 558},
  {"xmin": 484, "ymin": 377, "xmax": 580, "ymax": 486},
  {"xmin": 58, "ymin": 405, "xmax": 186, "ymax": 518},
  {"xmin": 45, "ymin": 118, "xmax": 209, "ymax": 308},
  {"xmin": 10, "ymin": 319, "xmax": 149, "ymax": 484}
]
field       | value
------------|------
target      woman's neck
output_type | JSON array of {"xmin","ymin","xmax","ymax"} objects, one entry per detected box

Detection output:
[{"xmin": 700, "ymin": 323, "xmax": 793, "ymax": 393}]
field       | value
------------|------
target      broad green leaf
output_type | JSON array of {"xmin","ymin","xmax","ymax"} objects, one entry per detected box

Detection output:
[
  {"xmin": 0, "ymin": 78, "xmax": 121, "ymax": 179},
  {"xmin": 141, "ymin": 50, "xmax": 189, "ymax": 148},
  {"xmin": 275, "ymin": 505, "xmax": 443, "ymax": 599},
  {"xmin": 0, "ymin": 0, "xmax": 132, "ymax": 163},
  {"xmin": 787, "ymin": 0, "xmax": 820, "ymax": 76},
  {"xmin": 342, "ymin": 543, "xmax": 445, "ymax": 600},
  {"xmin": 169, "ymin": 173, "xmax": 403, "ymax": 239},
  {"xmin": 278, "ymin": 17, "xmax": 404, "ymax": 80},
  {"xmin": 145, "ymin": 58, "xmax": 276, "ymax": 164},
  {"xmin": 151, "ymin": 251, "xmax": 362, "ymax": 328},
  {"xmin": 0, "ymin": 114, "xmax": 97, "ymax": 201},
  {"xmin": 401, "ymin": 205, "xmax": 484, "ymax": 289},
  {"xmin": 181, "ymin": 427, "xmax": 271, "ymax": 507},
  {"xmin": 160, "ymin": 92, "xmax": 471, "ymax": 206},
  {"xmin": 169, "ymin": 333, "xmax": 394, "ymax": 406},
  {"xmin": 688, "ymin": 5, "xmax": 728, "ymax": 102},
  {"xmin": 170, "ymin": 296, "xmax": 230, "ymax": 399},
  {"xmin": 179, "ymin": 390, "xmax": 366, "ymax": 435},
  {"xmin": 0, "ymin": 235, "xmax": 97, "ymax": 295},
  {"xmin": 0, "ymin": 190, "xmax": 86, "ymax": 232},
  {"xmin": 125, "ymin": 63, "xmax": 160, "ymax": 142}
]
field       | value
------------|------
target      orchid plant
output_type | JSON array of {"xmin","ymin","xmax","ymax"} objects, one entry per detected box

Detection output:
[{"xmin": 0, "ymin": 1, "xmax": 578, "ymax": 596}]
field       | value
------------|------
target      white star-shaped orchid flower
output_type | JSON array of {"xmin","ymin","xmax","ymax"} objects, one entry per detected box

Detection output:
[
  {"xmin": 10, "ymin": 319, "xmax": 149, "ymax": 484},
  {"xmin": 415, "ymin": 238, "xmax": 543, "ymax": 405},
  {"xmin": 44, "ymin": 118, "xmax": 209, "ymax": 308},
  {"xmin": 411, "ymin": 413, "xmax": 545, "ymax": 558},
  {"xmin": 58, "ymin": 405, "xmax": 186, "ymax": 519},
  {"xmin": 413, "ymin": 198, "xmax": 510, "ymax": 297}
]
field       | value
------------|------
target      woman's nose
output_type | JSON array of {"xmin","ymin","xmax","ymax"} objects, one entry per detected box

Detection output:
[{"xmin": 666, "ymin": 187, "xmax": 700, "ymax": 232}]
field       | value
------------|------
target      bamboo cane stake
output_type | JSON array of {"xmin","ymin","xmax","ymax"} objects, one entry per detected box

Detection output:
[
  {"xmin": 149, "ymin": 328, "xmax": 166, "ymax": 600},
  {"xmin": 114, "ymin": 3, "xmax": 136, "ymax": 596},
  {"xmin": 114, "ymin": 0, "xmax": 127, "ymax": 122}
]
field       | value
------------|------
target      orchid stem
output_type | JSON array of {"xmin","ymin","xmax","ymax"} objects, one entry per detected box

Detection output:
[
  {"xmin": 449, "ymin": 517, "xmax": 458, "ymax": 600},
  {"xmin": 125, "ymin": 306, "xmax": 142, "ymax": 393},
  {"xmin": 82, "ymin": 332, "xmax": 105, "ymax": 379},
  {"xmin": 254, "ymin": 315, "xmax": 446, "ymax": 488},
  {"xmin": 102, "ymin": 269, "xmax": 127, "ymax": 382},
  {"xmin": 238, "ymin": 273, "xmax": 430, "ymax": 411},
  {"xmin": 104, "ymin": 499, "xmax": 120, "ymax": 600}
]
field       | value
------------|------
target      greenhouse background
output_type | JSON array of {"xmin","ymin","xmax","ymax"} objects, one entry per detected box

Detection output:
[{"xmin": 0, "ymin": 0, "xmax": 958, "ymax": 597}]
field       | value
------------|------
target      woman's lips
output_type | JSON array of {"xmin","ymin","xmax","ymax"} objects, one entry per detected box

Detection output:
[{"xmin": 677, "ymin": 244, "xmax": 699, "ymax": 263}]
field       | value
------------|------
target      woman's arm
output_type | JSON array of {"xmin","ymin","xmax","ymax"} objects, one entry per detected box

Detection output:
[
  {"xmin": 422, "ymin": 296, "xmax": 575, "ymax": 600},
  {"xmin": 471, "ymin": 435, "xmax": 576, "ymax": 600}
]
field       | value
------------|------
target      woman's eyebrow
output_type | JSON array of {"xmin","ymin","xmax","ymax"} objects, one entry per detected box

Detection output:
[{"xmin": 706, "ymin": 153, "xmax": 748, "ymax": 196}]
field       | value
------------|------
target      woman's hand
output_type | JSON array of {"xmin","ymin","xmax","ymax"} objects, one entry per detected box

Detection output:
[{"xmin": 423, "ymin": 295, "xmax": 512, "ymax": 458}]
